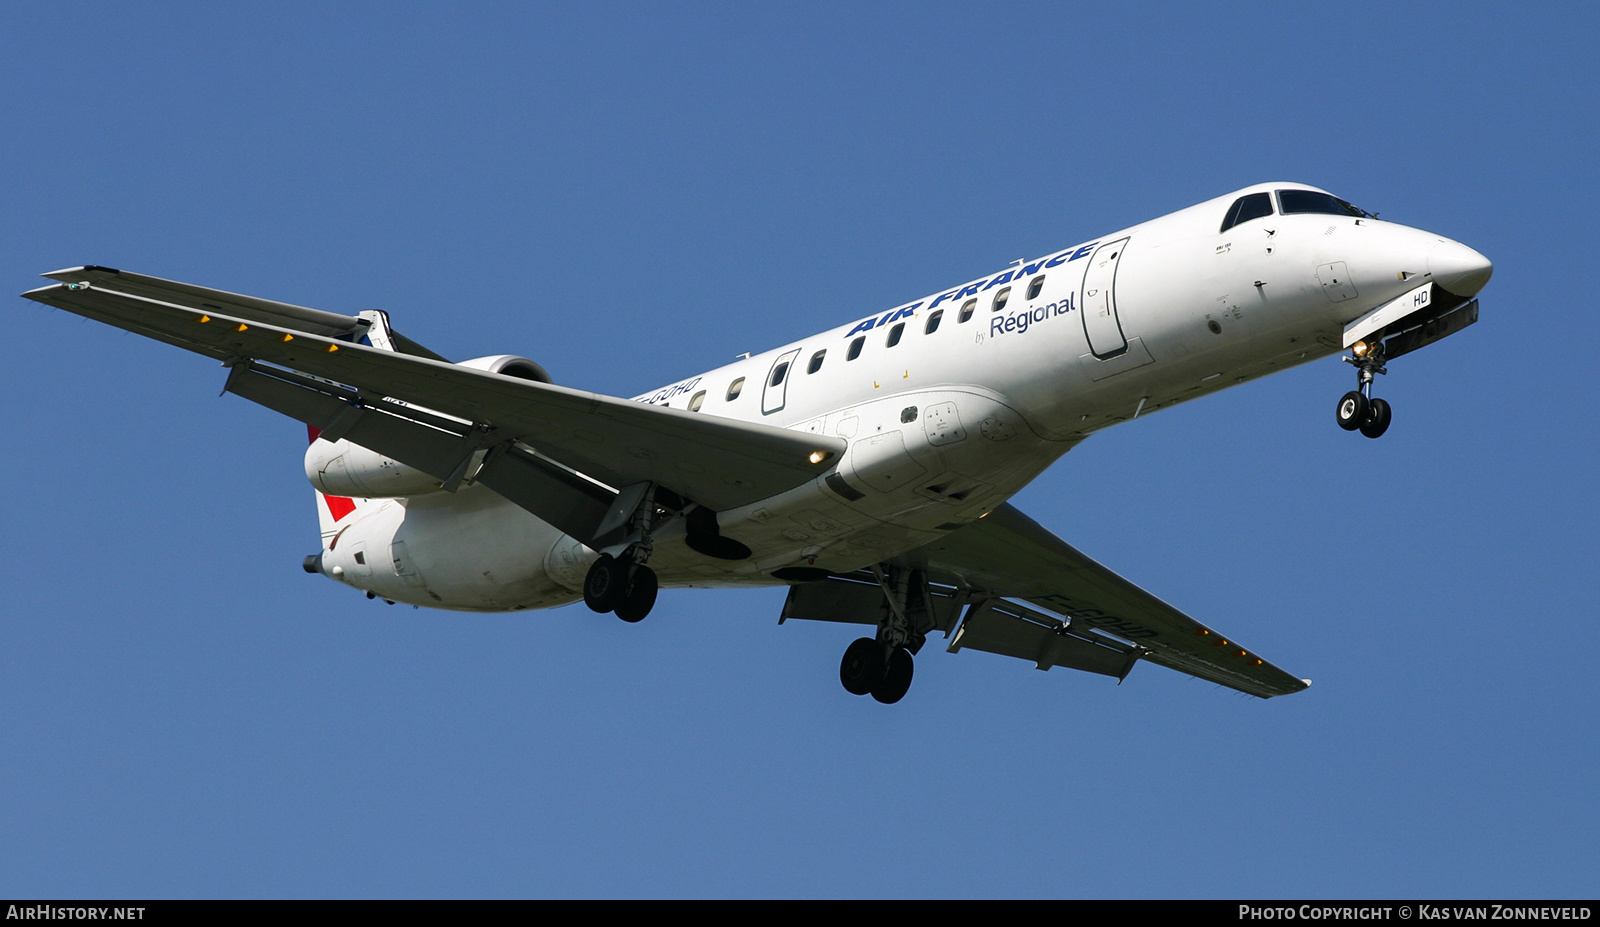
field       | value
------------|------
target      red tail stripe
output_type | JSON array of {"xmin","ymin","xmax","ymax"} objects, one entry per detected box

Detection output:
[{"xmin": 324, "ymin": 494, "xmax": 357, "ymax": 521}]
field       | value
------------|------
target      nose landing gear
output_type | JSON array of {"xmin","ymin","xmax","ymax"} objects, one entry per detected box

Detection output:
[{"xmin": 1337, "ymin": 341, "xmax": 1392, "ymax": 439}]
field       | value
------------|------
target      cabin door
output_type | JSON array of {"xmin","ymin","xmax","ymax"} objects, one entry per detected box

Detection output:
[
  {"xmin": 1080, "ymin": 237, "xmax": 1131, "ymax": 358},
  {"xmin": 762, "ymin": 349, "xmax": 802, "ymax": 415}
]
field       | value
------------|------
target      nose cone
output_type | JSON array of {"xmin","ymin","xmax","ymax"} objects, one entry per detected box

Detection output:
[{"xmin": 1428, "ymin": 239, "xmax": 1493, "ymax": 297}]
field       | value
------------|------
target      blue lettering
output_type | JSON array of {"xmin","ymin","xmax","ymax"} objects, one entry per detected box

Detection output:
[
  {"xmin": 1070, "ymin": 242, "xmax": 1099, "ymax": 261},
  {"xmin": 983, "ymin": 270, "xmax": 1015, "ymax": 289},
  {"xmin": 989, "ymin": 316, "xmax": 1004, "ymax": 337},
  {"xmin": 955, "ymin": 281, "xmax": 986, "ymax": 299},
  {"xmin": 1015, "ymin": 312, "xmax": 1029, "ymax": 334},
  {"xmin": 846, "ymin": 318, "xmax": 878, "ymax": 337},
  {"xmin": 1044, "ymin": 251, "xmax": 1071, "ymax": 268},
  {"xmin": 880, "ymin": 305, "xmax": 917, "ymax": 327},
  {"xmin": 928, "ymin": 290, "xmax": 958, "ymax": 309}
]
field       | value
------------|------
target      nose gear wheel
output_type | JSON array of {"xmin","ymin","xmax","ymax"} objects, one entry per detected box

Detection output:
[{"xmin": 1338, "ymin": 341, "xmax": 1393, "ymax": 439}]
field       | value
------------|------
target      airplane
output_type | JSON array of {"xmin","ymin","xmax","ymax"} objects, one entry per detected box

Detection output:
[{"xmin": 21, "ymin": 182, "xmax": 1491, "ymax": 704}]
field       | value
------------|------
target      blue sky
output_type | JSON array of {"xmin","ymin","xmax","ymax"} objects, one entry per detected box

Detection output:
[{"xmin": 2, "ymin": 1, "xmax": 1595, "ymax": 898}]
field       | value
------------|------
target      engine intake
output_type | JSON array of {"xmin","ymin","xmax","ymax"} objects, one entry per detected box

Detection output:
[{"xmin": 455, "ymin": 354, "xmax": 552, "ymax": 383}]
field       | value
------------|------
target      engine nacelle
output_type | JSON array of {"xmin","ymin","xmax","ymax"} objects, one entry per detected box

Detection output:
[
  {"xmin": 455, "ymin": 354, "xmax": 553, "ymax": 383},
  {"xmin": 306, "ymin": 438, "xmax": 443, "ymax": 498},
  {"xmin": 304, "ymin": 355, "xmax": 551, "ymax": 499}
]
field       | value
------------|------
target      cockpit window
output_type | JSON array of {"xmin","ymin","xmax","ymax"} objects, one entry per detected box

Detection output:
[
  {"xmin": 1277, "ymin": 189, "xmax": 1373, "ymax": 218},
  {"xmin": 1220, "ymin": 192, "xmax": 1274, "ymax": 232}
]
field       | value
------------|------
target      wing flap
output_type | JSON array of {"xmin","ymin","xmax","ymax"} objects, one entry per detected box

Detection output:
[
  {"xmin": 24, "ymin": 274, "xmax": 845, "ymax": 514},
  {"xmin": 901, "ymin": 504, "xmax": 1310, "ymax": 698},
  {"xmin": 225, "ymin": 361, "xmax": 617, "ymax": 542},
  {"xmin": 948, "ymin": 597, "xmax": 1140, "ymax": 680}
]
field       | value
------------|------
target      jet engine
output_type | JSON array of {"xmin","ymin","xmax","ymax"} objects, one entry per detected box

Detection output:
[
  {"xmin": 454, "ymin": 354, "xmax": 553, "ymax": 383},
  {"xmin": 306, "ymin": 438, "xmax": 442, "ymax": 498},
  {"xmin": 304, "ymin": 355, "xmax": 552, "ymax": 498}
]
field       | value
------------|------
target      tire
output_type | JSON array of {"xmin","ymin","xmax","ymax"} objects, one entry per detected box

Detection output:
[
  {"xmin": 583, "ymin": 554, "xmax": 627, "ymax": 613},
  {"xmin": 613, "ymin": 566, "xmax": 658, "ymax": 623},
  {"xmin": 1361, "ymin": 397, "xmax": 1392, "ymax": 439},
  {"xmin": 839, "ymin": 638, "xmax": 884, "ymax": 696},
  {"xmin": 871, "ymin": 649, "xmax": 915, "ymax": 704},
  {"xmin": 1336, "ymin": 390, "xmax": 1369, "ymax": 431}
]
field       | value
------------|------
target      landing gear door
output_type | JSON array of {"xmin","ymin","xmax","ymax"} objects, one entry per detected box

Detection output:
[
  {"xmin": 1080, "ymin": 237, "xmax": 1131, "ymax": 359},
  {"xmin": 762, "ymin": 348, "xmax": 802, "ymax": 416}
]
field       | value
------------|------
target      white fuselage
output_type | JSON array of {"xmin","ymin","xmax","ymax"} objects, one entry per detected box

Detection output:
[{"xmin": 316, "ymin": 183, "xmax": 1488, "ymax": 610}]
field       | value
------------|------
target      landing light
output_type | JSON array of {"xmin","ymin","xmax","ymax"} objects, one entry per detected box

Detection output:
[
  {"xmin": 1352, "ymin": 340, "xmax": 1370, "ymax": 357},
  {"xmin": 808, "ymin": 450, "xmax": 829, "ymax": 465}
]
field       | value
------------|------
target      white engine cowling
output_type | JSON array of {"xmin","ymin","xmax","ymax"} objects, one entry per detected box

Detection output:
[
  {"xmin": 306, "ymin": 438, "xmax": 443, "ymax": 498},
  {"xmin": 305, "ymin": 355, "xmax": 551, "ymax": 499},
  {"xmin": 455, "ymin": 354, "xmax": 552, "ymax": 383}
]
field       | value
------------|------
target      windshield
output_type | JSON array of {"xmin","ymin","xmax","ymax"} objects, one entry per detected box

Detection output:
[
  {"xmin": 1277, "ymin": 189, "xmax": 1374, "ymax": 219},
  {"xmin": 1221, "ymin": 192, "xmax": 1274, "ymax": 232}
]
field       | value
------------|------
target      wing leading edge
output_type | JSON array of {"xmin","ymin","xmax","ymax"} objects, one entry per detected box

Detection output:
[{"xmin": 898, "ymin": 504, "xmax": 1311, "ymax": 698}]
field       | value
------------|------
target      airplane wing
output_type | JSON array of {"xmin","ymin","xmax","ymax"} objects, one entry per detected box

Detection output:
[
  {"xmin": 901, "ymin": 504, "xmax": 1311, "ymax": 698},
  {"xmin": 22, "ymin": 267, "xmax": 844, "ymax": 540}
]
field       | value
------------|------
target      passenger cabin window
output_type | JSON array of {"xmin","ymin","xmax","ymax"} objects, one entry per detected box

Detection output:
[
  {"xmin": 1220, "ymin": 192, "xmax": 1274, "ymax": 232},
  {"xmin": 807, "ymin": 350, "xmax": 825, "ymax": 374},
  {"xmin": 886, "ymin": 322, "xmax": 905, "ymax": 347},
  {"xmin": 727, "ymin": 377, "xmax": 745, "ymax": 400},
  {"xmin": 769, "ymin": 362, "xmax": 789, "ymax": 387},
  {"xmin": 958, "ymin": 298, "xmax": 977, "ymax": 323},
  {"xmin": 688, "ymin": 390, "xmax": 706, "ymax": 412},
  {"xmin": 991, "ymin": 286, "xmax": 1011, "ymax": 312},
  {"xmin": 847, "ymin": 335, "xmax": 865, "ymax": 360},
  {"xmin": 924, "ymin": 310, "xmax": 943, "ymax": 335},
  {"xmin": 1277, "ymin": 189, "xmax": 1373, "ymax": 218},
  {"xmin": 1026, "ymin": 276, "xmax": 1045, "ymax": 300}
]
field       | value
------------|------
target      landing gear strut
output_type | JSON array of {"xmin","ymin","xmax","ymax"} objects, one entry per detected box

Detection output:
[
  {"xmin": 583, "ymin": 482, "xmax": 669, "ymax": 622},
  {"xmin": 835, "ymin": 563, "xmax": 932, "ymax": 704},
  {"xmin": 1338, "ymin": 340, "xmax": 1392, "ymax": 439}
]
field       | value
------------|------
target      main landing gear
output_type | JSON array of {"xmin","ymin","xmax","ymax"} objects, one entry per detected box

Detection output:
[
  {"xmin": 583, "ymin": 552, "xmax": 658, "ymax": 623},
  {"xmin": 835, "ymin": 563, "xmax": 933, "ymax": 704},
  {"xmin": 583, "ymin": 486, "xmax": 749, "ymax": 624},
  {"xmin": 583, "ymin": 482, "xmax": 674, "ymax": 623},
  {"xmin": 1337, "ymin": 340, "xmax": 1392, "ymax": 439},
  {"xmin": 840, "ymin": 638, "xmax": 915, "ymax": 704}
]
